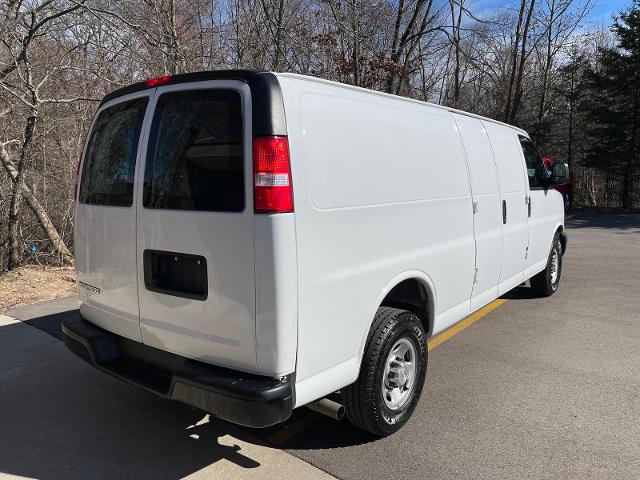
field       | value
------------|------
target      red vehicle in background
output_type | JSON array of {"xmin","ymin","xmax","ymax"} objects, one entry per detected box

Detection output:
[{"xmin": 543, "ymin": 157, "xmax": 572, "ymax": 210}]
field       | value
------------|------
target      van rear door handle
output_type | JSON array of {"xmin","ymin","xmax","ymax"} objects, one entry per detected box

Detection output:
[{"xmin": 502, "ymin": 200, "xmax": 507, "ymax": 224}]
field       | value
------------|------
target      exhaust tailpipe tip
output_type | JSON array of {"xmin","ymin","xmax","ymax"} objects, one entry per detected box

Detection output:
[{"xmin": 306, "ymin": 397, "xmax": 345, "ymax": 421}]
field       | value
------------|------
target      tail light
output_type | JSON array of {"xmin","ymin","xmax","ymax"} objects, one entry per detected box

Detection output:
[
  {"xmin": 253, "ymin": 136, "xmax": 293, "ymax": 213},
  {"xmin": 73, "ymin": 153, "xmax": 82, "ymax": 202}
]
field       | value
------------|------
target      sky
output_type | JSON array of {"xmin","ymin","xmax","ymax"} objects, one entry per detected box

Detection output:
[
  {"xmin": 470, "ymin": 0, "xmax": 632, "ymax": 26},
  {"xmin": 588, "ymin": 0, "xmax": 631, "ymax": 23}
]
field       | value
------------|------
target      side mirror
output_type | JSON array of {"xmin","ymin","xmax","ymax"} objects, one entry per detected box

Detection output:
[{"xmin": 550, "ymin": 162, "xmax": 569, "ymax": 185}]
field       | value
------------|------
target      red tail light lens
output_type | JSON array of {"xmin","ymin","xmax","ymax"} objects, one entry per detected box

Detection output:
[
  {"xmin": 144, "ymin": 75, "xmax": 172, "ymax": 87},
  {"xmin": 252, "ymin": 136, "xmax": 293, "ymax": 213}
]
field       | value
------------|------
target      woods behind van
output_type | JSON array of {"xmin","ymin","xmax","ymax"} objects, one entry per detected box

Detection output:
[{"xmin": 62, "ymin": 70, "xmax": 568, "ymax": 436}]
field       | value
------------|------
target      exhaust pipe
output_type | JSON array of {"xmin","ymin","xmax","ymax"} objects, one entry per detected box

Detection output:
[{"xmin": 306, "ymin": 398, "xmax": 345, "ymax": 420}]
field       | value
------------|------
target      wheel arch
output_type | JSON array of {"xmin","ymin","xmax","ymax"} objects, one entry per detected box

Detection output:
[
  {"xmin": 356, "ymin": 271, "xmax": 436, "ymax": 370},
  {"xmin": 555, "ymin": 224, "xmax": 567, "ymax": 254}
]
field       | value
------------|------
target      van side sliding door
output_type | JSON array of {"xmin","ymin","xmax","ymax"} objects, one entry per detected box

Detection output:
[
  {"xmin": 483, "ymin": 122, "xmax": 529, "ymax": 294},
  {"xmin": 452, "ymin": 114, "xmax": 503, "ymax": 310}
]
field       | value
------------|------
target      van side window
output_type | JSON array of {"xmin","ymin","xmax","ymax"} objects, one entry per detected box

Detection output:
[
  {"xmin": 79, "ymin": 97, "xmax": 148, "ymax": 206},
  {"xmin": 143, "ymin": 89, "xmax": 244, "ymax": 212},
  {"xmin": 518, "ymin": 135, "xmax": 547, "ymax": 189}
]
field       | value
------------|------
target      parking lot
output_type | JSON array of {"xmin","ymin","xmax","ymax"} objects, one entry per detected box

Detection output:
[{"xmin": 1, "ymin": 212, "xmax": 639, "ymax": 479}]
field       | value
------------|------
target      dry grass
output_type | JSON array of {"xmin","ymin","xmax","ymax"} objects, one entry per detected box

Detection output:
[{"xmin": 0, "ymin": 265, "xmax": 76, "ymax": 312}]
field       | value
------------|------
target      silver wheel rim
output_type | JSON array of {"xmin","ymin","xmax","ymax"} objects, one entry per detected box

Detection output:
[
  {"xmin": 382, "ymin": 338, "xmax": 417, "ymax": 410},
  {"xmin": 550, "ymin": 248, "xmax": 559, "ymax": 285}
]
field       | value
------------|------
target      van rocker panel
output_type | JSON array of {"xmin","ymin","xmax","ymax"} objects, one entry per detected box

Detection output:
[{"xmin": 61, "ymin": 315, "xmax": 293, "ymax": 428}]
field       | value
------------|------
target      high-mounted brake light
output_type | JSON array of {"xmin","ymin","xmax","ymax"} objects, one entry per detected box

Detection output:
[
  {"xmin": 144, "ymin": 75, "xmax": 172, "ymax": 88},
  {"xmin": 253, "ymin": 136, "xmax": 293, "ymax": 213}
]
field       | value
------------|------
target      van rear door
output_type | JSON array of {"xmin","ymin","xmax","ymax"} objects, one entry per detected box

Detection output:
[
  {"xmin": 75, "ymin": 92, "xmax": 151, "ymax": 342},
  {"xmin": 135, "ymin": 81, "xmax": 257, "ymax": 373}
]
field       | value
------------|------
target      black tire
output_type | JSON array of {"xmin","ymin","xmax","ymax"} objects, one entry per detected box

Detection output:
[
  {"xmin": 530, "ymin": 234, "xmax": 563, "ymax": 297},
  {"xmin": 343, "ymin": 307, "xmax": 427, "ymax": 437}
]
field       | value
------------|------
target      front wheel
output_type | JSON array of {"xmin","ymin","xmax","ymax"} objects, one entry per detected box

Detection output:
[
  {"xmin": 343, "ymin": 307, "xmax": 427, "ymax": 437},
  {"xmin": 530, "ymin": 235, "xmax": 563, "ymax": 297}
]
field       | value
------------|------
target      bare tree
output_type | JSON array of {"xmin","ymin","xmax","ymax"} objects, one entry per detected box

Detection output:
[
  {"xmin": 532, "ymin": 0, "xmax": 593, "ymax": 146},
  {"xmin": 1, "ymin": 1, "xmax": 90, "ymax": 268},
  {"xmin": 503, "ymin": 0, "xmax": 537, "ymax": 123}
]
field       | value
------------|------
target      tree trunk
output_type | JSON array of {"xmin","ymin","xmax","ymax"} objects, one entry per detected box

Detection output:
[
  {"xmin": 1, "ymin": 144, "xmax": 73, "ymax": 266},
  {"xmin": 351, "ymin": 0, "xmax": 361, "ymax": 87},
  {"xmin": 587, "ymin": 171, "xmax": 597, "ymax": 207},
  {"xmin": 385, "ymin": 0, "xmax": 405, "ymax": 93},
  {"xmin": 504, "ymin": 0, "xmax": 527, "ymax": 122},
  {"xmin": 273, "ymin": 0, "xmax": 286, "ymax": 70},
  {"xmin": 622, "ymin": 168, "xmax": 630, "ymax": 209},
  {"xmin": 449, "ymin": 0, "xmax": 463, "ymax": 107},
  {"xmin": 535, "ymin": 0, "xmax": 556, "ymax": 144},
  {"xmin": 509, "ymin": 0, "xmax": 536, "ymax": 124},
  {"xmin": 7, "ymin": 113, "xmax": 37, "ymax": 269},
  {"xmin": 567, "ymin": 64, "xmax": 575, "ymax": 168}
]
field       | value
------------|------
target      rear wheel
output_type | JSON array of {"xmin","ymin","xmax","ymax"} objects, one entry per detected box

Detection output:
[
  {"xmin": 530, "ymin": 235, "xmax": 562, "ymax": 297},
  {"xmin": 343, "ymin": 307, "xmax": 427, "ymax": 437}
]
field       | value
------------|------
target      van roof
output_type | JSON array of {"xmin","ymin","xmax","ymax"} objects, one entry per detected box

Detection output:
[
  {"xmin": 100, "ymin": 69, "xmax": 268, "ymax": 106},
  {"xmin": 275, "ymin": 72, "xmax": 528, "ymax": 136},
  {"xmin": 99, "ymin": 69, "xmax": 527, "ymax": 137}
]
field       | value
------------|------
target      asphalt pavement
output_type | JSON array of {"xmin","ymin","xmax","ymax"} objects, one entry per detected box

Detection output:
[{"xmin": 2, "ymin": 212, "xmax": 639, "ymax": 479}]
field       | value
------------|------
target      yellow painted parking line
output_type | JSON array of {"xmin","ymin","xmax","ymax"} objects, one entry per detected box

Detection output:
[
  {"xmin": 266, "ymin": 411, "xmax": 322, "ymax": 445},
  {"xmin": 427, "ymin": 299, "xmax": 507, "ymax": 351},
  {"xmin": 267, "ymin": 299, "xmax": 506, "ymax": 445}
]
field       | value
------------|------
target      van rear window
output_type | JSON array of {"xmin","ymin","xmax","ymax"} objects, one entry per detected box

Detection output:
[
  {"xmin": 143, "ymin": 89, "xmax": 244, "ymax": 212},
  {"xmin": 79, "ymin": 97, "xmax": 148, "ymax": 206}
]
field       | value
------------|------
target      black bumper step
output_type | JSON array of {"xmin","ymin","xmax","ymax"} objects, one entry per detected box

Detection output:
[{"xmin": 61, "ymin": 315, "xmax": 293, "ymax": 428}]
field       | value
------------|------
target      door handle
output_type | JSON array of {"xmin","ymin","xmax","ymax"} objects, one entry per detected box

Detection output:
[
  {"xmin": 502, "ymin": 200, "xmax": 507, "ymax": 224},
  {"xmin": 527, "ymin": 196, "xmax": 531, "ymax": 217}
]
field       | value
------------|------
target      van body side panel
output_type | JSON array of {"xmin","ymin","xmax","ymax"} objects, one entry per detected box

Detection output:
[
  {"xmin": 135, "ymin": 81, "xmax": 258, "ymax": 373},
  {"xmin": 483, "ymin": 121, "xmax": 529, "ymax": 295},
  {"xmin": 452, "ymin": 113, "xmax": 503, "ymax": 311},
  {"xmin": 277, "ymin": 76, "xmax": 475, "ymax": 404},
  {"xmin": 75, "ymin": 92, "xmax": 153, "ymax": 342},
  {"xmin": 254, "ymin": 213, "xmax": 298, "ymax": 376}
]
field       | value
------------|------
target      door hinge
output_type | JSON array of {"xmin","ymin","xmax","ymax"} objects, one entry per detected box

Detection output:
[
  {"xmin": 472, "ymin": 201, "xmax": 478, "ymax": 214},
  {"xmin": 473, "ymin": 267, "xmax": 478, "ymax": 284},
  {"xmin": 525, "ymin": 246, "xmax": 529, "ymax": 260}
]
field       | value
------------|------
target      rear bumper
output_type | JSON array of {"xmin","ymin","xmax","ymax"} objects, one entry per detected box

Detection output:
[{"xmin": 61, "ymin": 315, "xmax": 293, "ymax": 428}]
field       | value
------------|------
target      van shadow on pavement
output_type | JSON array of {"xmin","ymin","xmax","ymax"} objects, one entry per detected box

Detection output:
[{"xmin": 0, "ymin": 311, "xmax": 269, "ymax": 479}]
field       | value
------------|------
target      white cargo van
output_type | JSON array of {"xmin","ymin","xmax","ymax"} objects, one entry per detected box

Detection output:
[{"xmin": 63, "ymin": 70, "xmax": 568, "ymax": 436}]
